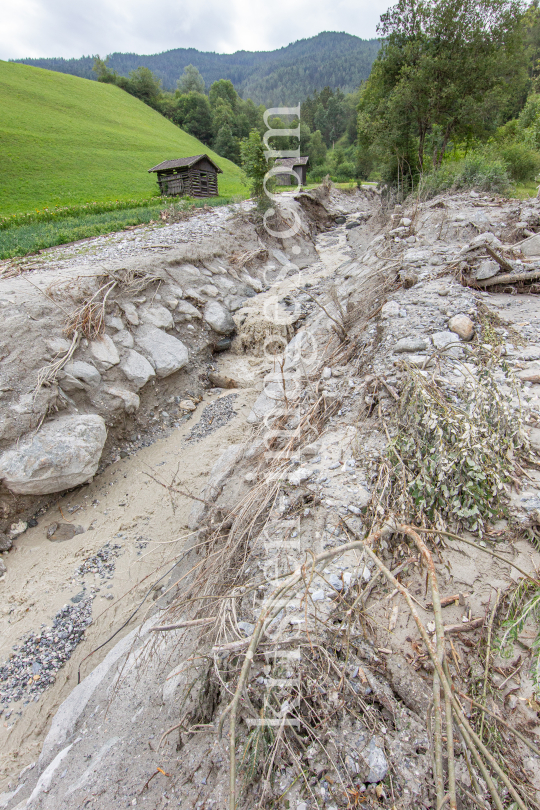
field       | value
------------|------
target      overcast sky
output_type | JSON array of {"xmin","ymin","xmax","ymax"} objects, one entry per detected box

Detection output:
[{"xmin": 0, "ymin": 0, "xmax": 390, "ymax": 61}]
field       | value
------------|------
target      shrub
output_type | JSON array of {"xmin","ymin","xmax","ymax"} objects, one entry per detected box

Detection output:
[
  {"xmin": 498, "ymin": 142, "xmax": 540, "ymax": 182},
  {"xmin": 418, "ymin": 151, "xmax": 511, "ymax": 198}
]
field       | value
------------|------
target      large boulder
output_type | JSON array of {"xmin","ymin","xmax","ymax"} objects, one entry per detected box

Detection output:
[
  {"xmin": 0, "ymin": 414, "xmax": 107, "ymax": 495},
  {"xmin": 134, "ymin": 325, "xmax": 189, "ymax": 377},
  {"xmin": 203, "ymin": 301, "xmax": 235, "ymax": 335}
]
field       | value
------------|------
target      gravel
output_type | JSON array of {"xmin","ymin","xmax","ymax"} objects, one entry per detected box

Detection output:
[
  {"xmin": 73, "ymin": 542, "xmax": 122, "ymax": 579},
  {"xmin": 0, "ymin": 600, "xmax": 93, "ymax": 713},
  {"xmin": 185, "ymin": 393, "xmax": 238, "ymax": 443},
  {"xmin": 0, "ymin": 542, "xmax": 122, "ymax": 717}
]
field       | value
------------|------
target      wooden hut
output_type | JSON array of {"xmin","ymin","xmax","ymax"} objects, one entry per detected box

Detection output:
[
  {"xmin": 148, "ymin": 154, "xmax": 222, "ymax": 198},
  {"xmin": 274, "ymin": 156, "xmax": 310, "ymax": 186}
]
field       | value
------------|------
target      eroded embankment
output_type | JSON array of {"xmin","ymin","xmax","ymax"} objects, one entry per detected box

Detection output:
[{"xmin": 3, "ymin": 186, "xmax": 540, "ymax": 810}]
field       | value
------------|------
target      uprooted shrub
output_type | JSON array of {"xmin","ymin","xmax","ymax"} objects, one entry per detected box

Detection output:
[{"xmin": 378, "ymin": 354, "xmax": 527, "ymax": 535}]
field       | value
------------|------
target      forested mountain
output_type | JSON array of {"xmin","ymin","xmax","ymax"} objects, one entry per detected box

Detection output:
[{"xmin": 12, "ymin": 32, "xmax": 379, "ymax": 105}]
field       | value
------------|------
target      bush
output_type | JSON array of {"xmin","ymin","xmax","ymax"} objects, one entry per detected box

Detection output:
[
  {"xmin": 418, "ymin": 151, "xmax": 511, "ymax": 198},
  {"xmin": 498, "ymin": 142, "xmax": 540, "ymax": 182}
]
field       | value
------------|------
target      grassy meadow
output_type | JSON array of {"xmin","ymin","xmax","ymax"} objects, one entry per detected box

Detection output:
[{"xmin": 0, "ymin": 61, "xmax": 245, "ymax": 257}]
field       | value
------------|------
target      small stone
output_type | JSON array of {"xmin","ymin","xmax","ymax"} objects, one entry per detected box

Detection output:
[
  {"xmin": 381, "ymin": 301, "xmax": 401, "ymax": 319},
  {"xmin": 289, "ymin": 467, "xmax": 310, "ymax": 486},
  {"xmin": 63, "ymin": 361, "xmax": 101, "ymax": 387},
  {"xmin": 432, "ymin": 331, "xmax": 463, "ymax": 357},
  {"xmin": 474, "ymin": 259, "xmax": 499, "ymax": 280},
  {"xmin": 359, "ymin": 738, "xmax": 388, "ymax": 783},
  {"xmin": 348, "ymin": 504, "xmax": 362, "ymax": 516},
  {"xmin": 9, "ymin": 520, "xmax": 27, "ymax": 538},
  {"xmin": 118, "ymin": 301, "xmax": 139, "ymax": 325},
  {"xmin": 328, "ymin": 573, "xmax": 343, "ymax": 591},
  {"xmin": 0, "ymin": 532, "xmax": 13, "ymax": 552},
  {"xmin": 518, "ymin": 363, "xmax": 540, "ymax": 383},
  {"xmin": 213, "ymin": 337, "xmax": 232, "ymax": 352},
  {"xmin": 400, "ymin": 217, "xmax": 412, "ymax": 227},
  {"xmin": 112, "ymin": 330, "xmax": 134, "ymax": 349},
  {"xmin": 394, "ymin": 337, "xmax": 429, "ymax": 354},
  {"xmin": 140, "ymin": 304, "xmax": 174, "ymax": 330},
  {"xmin": 303, "ymin": 442, "xmax": 320, "ymax": 457},
  {"xmin": 176, "ymin": 300, "xmax": 202, "ymax": 319},
  {"xmin": 399, "ymin": 354, "xmax": 435, "ymax": 368},
  {"xmin": 90, "ymin": 334, "xmax": 120, "ymax": 369},
  {"xmin": 179, "ymin": 399, "xmax": 196, "ymax": 411},
  {"xmin": 401, "ymin": 269, "xmax": 418, "ymax": 288},
  {"xmin": 0, "ymin": 559, "xmax": 6, "ymax": 577},
  {"xmin": 200, "ymin": 284, "xmax": 220, "ymax": 298},
  {"xmin": 529, "ymin": 428, "xmax": 540, "ymax": 452},
  {"xmin": 104, "ymin": 387, "xmax": 140, "ymax": 414},
  {"xmin": 521, "ymin": 233, "xmax": 540, "ymax": 257},
  {"xmin": 48, "ymin": 523, "xmax": 84, "ymax": 542},
  {"xmin": 45, "ymin": 337, "xmax": 71, "ymax": 354},
  {"xmin": 238, "ymin": 621, "xmax": 255, "ymax": 636},
  {"xmin": 322, "ymin": 366, "xmax": 332, "ymax": 378},
  {"xmin": 449, "ymin": 314, "xmax": 475, "ymax": 341},
  {"xmin": 335, "ymin": 216, "xmax": 346, "ymax": 224},
  {"xmin": 135, "ymin": 326, "xmax": 189, "ymax": 378},
  {"xmin": 105, "ymin": 315, "xmax": 124, "ymax": 331},
  {"xmin": 120, "ymin": 350, "xmax": 155, "ymax": 390},
  {"xmin": 203, "ymin": 301, "xmax": 235, "ymax": 335},
  {"xmin": 312, "ymin": 589, "xmax": 325, "ymax": 601}
]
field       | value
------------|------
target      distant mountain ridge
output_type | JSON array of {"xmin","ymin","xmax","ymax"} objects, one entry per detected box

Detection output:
[{"xmin": 12, "ymin": 32, "xmax": 379, "ymax": 105}]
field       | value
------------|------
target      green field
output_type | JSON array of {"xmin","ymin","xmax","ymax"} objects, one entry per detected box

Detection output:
[{"xmin": 0, "ymin": 60, "xmax": 245, "ymax": 216}]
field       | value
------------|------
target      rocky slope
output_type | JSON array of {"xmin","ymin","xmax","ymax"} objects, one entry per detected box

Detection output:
[{"xmin": 2, "ymin": 186, "xmax": 540, "ymax": 809}]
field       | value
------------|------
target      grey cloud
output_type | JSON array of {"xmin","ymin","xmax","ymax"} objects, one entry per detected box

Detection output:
[{"xmin": 1, "ymin": 0, "xmax": 386, "ymax": 61}]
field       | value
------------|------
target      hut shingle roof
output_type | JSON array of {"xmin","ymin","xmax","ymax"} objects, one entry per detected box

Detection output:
[{"xmin": 148, "ymin": 154, "xmax": 223, "ymax": 173}]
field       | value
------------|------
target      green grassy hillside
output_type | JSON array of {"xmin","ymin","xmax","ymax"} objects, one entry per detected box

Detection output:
[{"xmin": 0, "ymin": 61, "xmax": 244, "ymax": 215}]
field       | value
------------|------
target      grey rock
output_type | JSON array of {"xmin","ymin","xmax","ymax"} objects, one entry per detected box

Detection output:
[
  {"xmin": 0, "ymin": 414, "xmax": 107, "ymax": 495},
  {"xmin": 529, "ymin": 428, "xmax": 540, "ymax": 452},
  {"xmin": 394, "ymin": 337, "xmax": 429, "ymax": 354},
  {"xmin": 90, "ymin": 334, "xmax": 120, "ymax": 369},
  {"xmin": 432, "ymin": 331, "xmax": 463, "ymax": 357},
  {"xmin": 518, "ymin": 363, "xmax": 540, "ymax": 383},
  {"xmin": 203, "ymin": 301, "xmax": 235, "ymax": 335},
  {"xmin": 103, "ymin": 386, "xmax": 140, "ymax": 414},
  {"xmin": 200, "ymin": 284, "xmax": 220, "ymax": 298},
  {"xmin": 176, "ymin": 300, "xmax": 202, "ymax": 319},
  {"xmin": 381, "ymin": 301, "xmax": 401, "ymax": 319},
  {"xmin": 328, "ymin": 573, "xmax": 344, "ymax": 591},
  {"xmin": 520, "ymin": 233, "xmax": 540, "ymax": 257},
  {"xmin": 360, "ymin": 738, "xmax": 388, "ymax": 783},
  {"xmin": 135, "ymin": 325, "xmax": 189, "ymax": 378},
  {"xmin": 120, "ymin": 349, "xmax": 155, "ymax": 389},
  {"xmin": 237, "ymin": 621, "xmax": 255, "ymax": 636},
  {"xmin": 104, "ymin": 315, "xmax": 124, "ymax": 331},
  {"xmin": 112, "ymin": 329, "xmax": 134, "ymax": 348},
  {"xmin": 0, "ymin": 532, "xmax": 13, "ymax": 552},
  {"xmin": 474, "ymin": 259, "xmax": 499, "ymax": 280},
  {"xmin": 63, "ymin": 361, "xmax": 101, "ymax": 387},
  {"xmin": 46, "ymin": 337, "xmax": 71, "ymax": 354},
  {"xmin": 118, "ymin": 301, "xmax": 139, "ymax": 325},
  {"xmin": 140, "ymin": 304, "xmax": 174, "ymax": 330},
  {"xmin": 0, "ymin": 558, "xmax": 5, "ymax": 577}
]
